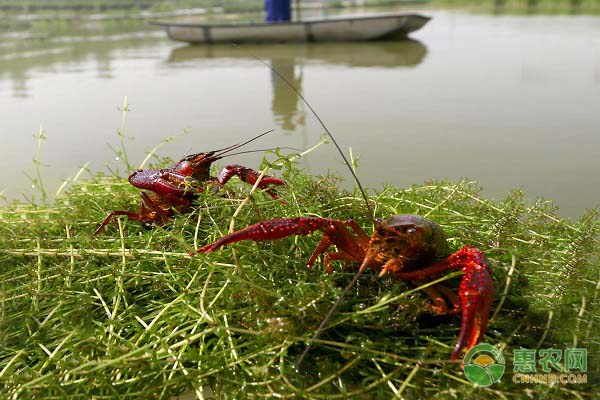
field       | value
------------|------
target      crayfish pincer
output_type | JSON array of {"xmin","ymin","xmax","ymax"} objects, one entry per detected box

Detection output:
[
  {"xmin": 196, "ymin": 214, "xmax": 493, "ymax": 361},
  {"xmin": 93, "ymin": 131, "xmax": 285, "ymax": 235}
]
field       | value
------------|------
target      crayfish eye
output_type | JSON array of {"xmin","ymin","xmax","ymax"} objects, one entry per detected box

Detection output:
[
  {"xmin": 392, "ymin": 225, "xmax": 417, "ymax": 236},
  {"xmin": 178, "ymin": 161, "xmax": 192, "ymax": 175}
]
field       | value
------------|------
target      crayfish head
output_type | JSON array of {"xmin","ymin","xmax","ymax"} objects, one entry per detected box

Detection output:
[
  {"xmin": 174, "ymin": 151, "xmax": 220, "ymax": 180},
  {"xmin": 128, "ymin": 169, "xmax": 162, "ymax": 191},
  {"xmin": 373, "ymin": 214, "xmax": 447, "ymax": 266}
]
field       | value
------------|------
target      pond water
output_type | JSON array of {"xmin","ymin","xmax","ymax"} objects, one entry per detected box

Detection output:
[{"xmin": 1, "ymin": 6, "xmax": 599, "ymax": 218}]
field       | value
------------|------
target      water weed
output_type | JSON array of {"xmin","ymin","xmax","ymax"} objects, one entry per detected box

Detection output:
[{"xmin": 1, "ymin": 141, "xmax": 598, "ymax": 398}]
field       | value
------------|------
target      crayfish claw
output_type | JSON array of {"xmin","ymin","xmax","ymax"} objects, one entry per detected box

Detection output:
[{"xmin": 451, "ymin": 246, "xmax": 494, "ymax": 361}]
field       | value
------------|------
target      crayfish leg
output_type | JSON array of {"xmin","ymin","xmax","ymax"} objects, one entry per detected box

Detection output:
[
  {"xmin": 345, "ymin": 219, "xmax": 370, "ymax": 243},
  {"xmin": 432, "ymin": 283, "xmax": 461, "ymax": 312},
  {"xmin": 322, "ymin": 252, "xmax": 356, "ymax": 274},
  {"xmin": 93, "ymin": 192, "xmax": 173, "ymax": 236},
  {"xmin": 93, "ymin": 210, "xmax": 144, "ymax": 236},
  {"xmin": 418, "ymin": 282, "xmax": 461, "ymax": 315},
  {"xmin": 307, "ymin": 235, "xmax": 334, "ymax": 268}
]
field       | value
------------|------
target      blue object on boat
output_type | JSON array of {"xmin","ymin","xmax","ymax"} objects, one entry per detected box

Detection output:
[{"xmin": 265, "ymin": 0, "xmax": 291, "ymax": 23}]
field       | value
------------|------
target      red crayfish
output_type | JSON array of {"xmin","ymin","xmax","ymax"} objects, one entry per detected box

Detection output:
[
  {"xmin": 93, "ymin": 130, "xmax": 286, "ymax": 235},
  {"xmin": 194, "ymin": 62, "xmax": 494, "ymax": 364},
  {"xmin": 197, "ymin": 215, "xmax": 493, "ymax": 361}
]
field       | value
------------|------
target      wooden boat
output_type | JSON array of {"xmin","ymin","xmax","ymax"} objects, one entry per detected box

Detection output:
[{"xmin": 153, "ymin": 13, "xmax": 430, "ymax": 44}]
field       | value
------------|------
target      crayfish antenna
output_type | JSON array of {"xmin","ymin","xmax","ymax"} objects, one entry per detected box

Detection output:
[
  {"xmin": 251, "ymin": 56, "xmax": 374, "ymax": 221},
  {"xmin": 226, "ymin": 146, "xmax": 303, "ymax": 157},
  {"xmin": 213, "ymin": 129, "xmax": 275, "ymax": 158},
  {"xmin": 254, "ymin": 52, "xmax": 377, "ymax": 371}
]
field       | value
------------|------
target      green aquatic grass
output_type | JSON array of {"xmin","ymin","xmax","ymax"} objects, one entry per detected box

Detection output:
[{"xmin": 0, "ymin": 148, "xmax": 599, "ymax": 398}]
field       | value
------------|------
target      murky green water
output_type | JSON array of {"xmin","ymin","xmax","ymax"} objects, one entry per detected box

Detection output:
[{"xmin": 1, "ymin": 7, "xmax": 599, "ymax": 218}]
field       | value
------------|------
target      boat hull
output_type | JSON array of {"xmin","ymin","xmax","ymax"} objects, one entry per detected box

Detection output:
[{"xmin": 154, "ymin": 13, "xmax": 430, "ymax": 44}]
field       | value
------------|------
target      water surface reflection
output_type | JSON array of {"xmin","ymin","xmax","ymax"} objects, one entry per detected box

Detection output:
[
  {"xmin": 0, "ymin": 32, "xmax": 163, "ymax": 97},
  {"xmin": 167, "ymin": 40, "xmax": 427, "ymax": 132},
  {"xmin": 167, "ymin": 39, "xmax": 427, "ymax": 68},
  {"xmin": 1, "ymin": 11, "xmax": 598, "ymax": 219}
]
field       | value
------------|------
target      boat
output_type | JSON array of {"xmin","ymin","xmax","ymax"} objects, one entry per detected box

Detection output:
[{"xmin": 152, "ymin": 13, "xmax": 430, "ymax": 44}]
